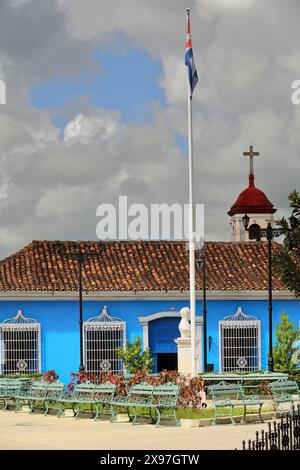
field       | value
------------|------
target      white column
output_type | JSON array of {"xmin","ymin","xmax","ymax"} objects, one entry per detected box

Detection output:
[{"xmin": 141, "ymin": 322, "xmax": 149, "ymax": 351}]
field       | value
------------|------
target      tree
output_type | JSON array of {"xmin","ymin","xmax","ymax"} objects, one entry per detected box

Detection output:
[
  {"xmin": 273, "ymin": 190, "xmax": 300, "ymax": 298},
  {"xmin": 117, "ymin": 336, "xmax": 154, "ymax": 374},
  {"xmin": 273, "ymin": 312, "xmax": 300, "ymax": 370}
]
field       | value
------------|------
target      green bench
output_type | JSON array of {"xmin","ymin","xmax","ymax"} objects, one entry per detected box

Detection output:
[
  {"xmin": 57, "ymin": 382, "xmax": 116, "ymax": 420},
  {"xmin": 270, "ymin": 379, "xmax": 300, "ymax": 418},
  {"xmin": 151, "ymin": 383, "xmax": 180, "ymax": 427},
  {"xmin": 43, "ymin": 382, "xmax": 65, "ymax": 415},
  {"xmin": 110, "ymin": 382, "xmax": 180, "ymax": 427},
  {"xmin": 2, "ymin": 380, "xmax": 23, "ymax": 411},
  {"xmin": 207, "ymin": 381, "xmax": 264, "ymax": 425},
  {"xmin": 15, "ymin": 381, "xmax": 48, "ymax": 412},
  {"xmin": 0, "ymin": 378, "xmax": 7, "ymax": 401},
  {"xmin": 110, "ymin": 382, "xmax": 155, "ymax": 424},
  {"xmin": 14, "ymin": 381, "xmax": 65, "ymax": 414}
]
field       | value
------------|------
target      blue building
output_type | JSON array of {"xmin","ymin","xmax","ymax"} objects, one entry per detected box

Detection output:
[
  {"xmin": 0, "ymin": 161, "xmax": 298, "ymax": 383},
  {"xmin": 0, "ymin": 239, "xmax": 298, "ymax": 384}
]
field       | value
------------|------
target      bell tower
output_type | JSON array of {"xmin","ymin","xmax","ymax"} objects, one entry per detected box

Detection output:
[{"xmin": 228, "ymin": 145, "xmax": 277, "ymax": 242}]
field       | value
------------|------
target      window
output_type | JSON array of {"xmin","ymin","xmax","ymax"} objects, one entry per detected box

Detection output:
[
  {"xmin": 219, "ymin": 307, "xmax": 261, "ymax": 372},
  {"xmin": 249, "ymin": 223, "xmax": 261, "ymax": 241},
  {"xmin": 83, "ymin": 306, "xmax": 125, "ymax": 375},
  {"xmin": 0, "ymin": 310, "xmax": 41, "ymax": 375}
]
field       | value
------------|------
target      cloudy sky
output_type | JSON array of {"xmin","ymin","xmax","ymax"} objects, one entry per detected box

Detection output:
[{"xmin": 0, "ymin": 0, "xmax": 299, "ymax": 258}]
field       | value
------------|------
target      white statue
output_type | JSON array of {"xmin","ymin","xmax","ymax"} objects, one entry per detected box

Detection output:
[{"xmin": 178, "ymin": 307, "xmax": 191, "ymax": 339}]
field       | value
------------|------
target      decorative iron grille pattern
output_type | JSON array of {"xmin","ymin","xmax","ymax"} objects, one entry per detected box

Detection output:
[
  {"xmin": 219, "ymin": 307, "xmax": 261, "ymax": 372},
  {"xmin": 0, "ymin": 310, "xmax": 41, "ymax": 375},
  {"xmin": 241, "ymin": 405, "xmax": 300, "ymax": 450},
  {"xmin": 83, "ymin": 306, "xmax": 125, "ymax": 375}
]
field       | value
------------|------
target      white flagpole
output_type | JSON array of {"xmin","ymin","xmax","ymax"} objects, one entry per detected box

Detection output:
[{"xmin": 186, "ymin": 8, "xmax": 196, "ymax": 377}]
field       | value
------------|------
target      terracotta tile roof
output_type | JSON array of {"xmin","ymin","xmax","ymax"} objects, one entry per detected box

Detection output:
[{"xmin": 0, "ymin": 240, "xmax": 285, "ymax": 292}]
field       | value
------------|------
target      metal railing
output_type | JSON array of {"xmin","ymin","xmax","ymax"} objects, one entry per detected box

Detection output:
[{"xmin": 241, "ymin": 405, "xmax": 300, "ymax": 450}]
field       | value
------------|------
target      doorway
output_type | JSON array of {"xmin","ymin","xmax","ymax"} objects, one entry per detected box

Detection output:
[
  {"xmin": 157, "ymin": 353, "xmax": 178, "ymax": 372},
  {"xmin": 148, "ymin": 316, "xmax": 180, "ymax": 372}
]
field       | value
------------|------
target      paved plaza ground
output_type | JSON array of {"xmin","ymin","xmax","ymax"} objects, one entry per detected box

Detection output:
[{"xmin": 0, "ymin": 410, "xmax": 269, "ymax": 450}]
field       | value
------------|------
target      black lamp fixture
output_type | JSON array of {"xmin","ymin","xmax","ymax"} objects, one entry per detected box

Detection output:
[{"xmin": 242, "ymin": 214, "xmax": 250, "ymax": 230}]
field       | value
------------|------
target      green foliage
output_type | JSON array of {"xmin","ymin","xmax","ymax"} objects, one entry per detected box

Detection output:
[
  {"xmin": 117, "ymin": 337, "xmax": 154, "ymax": 374},
  {"xmin": 273, "ymin": 312, "xmax": 300, "ymax": 370},
  {"xmin": 0, "ymin": 373, "xmax": 42, "ymax": 379},
  {"xmin": 273, "ymin": 190, "xmax": 300, "ymax": 298},
  {"xmin": 278, "ymin": 369, "xmax": 300, "ymax": 387}
]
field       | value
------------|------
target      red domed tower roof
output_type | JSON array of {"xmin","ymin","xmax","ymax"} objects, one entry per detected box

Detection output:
[
  {"xmin": 228, "ymin": 145, "xmax": 276, "ymax": 217},
  {"xmin": 228, "ymin": 174, "xmax": 276, "ymax": 216}
]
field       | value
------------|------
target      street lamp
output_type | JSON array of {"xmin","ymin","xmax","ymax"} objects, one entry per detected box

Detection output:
[
  {"xmin": 196, "ymin": 238, "xmax": 208, "ymax": 372},
  {"xmin": 54, "ymin": 242, "xmax": 104, "ymax": 372},
  {"xmin": 242, "ymin": 216, "xmax": 284, "ymax": 372}
]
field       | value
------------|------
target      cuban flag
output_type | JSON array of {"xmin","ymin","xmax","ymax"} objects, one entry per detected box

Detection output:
[{"xmin": 185, "ymin": 12, "xmax": 198, "ymax": 96}]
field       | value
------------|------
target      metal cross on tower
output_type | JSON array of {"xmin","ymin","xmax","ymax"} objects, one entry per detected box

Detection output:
[{"xmin": 243, "ymin": 145, "xmax": 259, "ymax": 176}]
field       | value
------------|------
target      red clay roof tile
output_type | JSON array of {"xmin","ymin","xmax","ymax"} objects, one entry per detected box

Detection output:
[{"xmin": 0, "ymin": 240, "xmax": 285, "ymax": 292}]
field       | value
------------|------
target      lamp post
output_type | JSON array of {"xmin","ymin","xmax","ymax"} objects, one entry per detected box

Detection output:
[
  {"xmin": 196, "ymin": 239, "xmax": 208, "ymax": 372},
  {"xmin": 55, "ymin": 242, "xmax": 104, "ymax": 372},
  {"xmin": 242, "ymin": 216, "xmax": 284, "ymax": 372}
]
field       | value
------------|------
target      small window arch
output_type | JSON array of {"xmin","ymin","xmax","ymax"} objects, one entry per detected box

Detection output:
[
  {"xmin": 219, "ymin": 307, "xmax": 261, "ymax": 372},
  {"xmin": 83, "ymin": 306, "xmax": 126, "ymax": 375},
  {"xmin": 249, "ymin": 223, "xmax": 261, "ymax": 241},
  {"xmin": 0, "ymin": 310, "xmax": 41, "ymax": 375}
]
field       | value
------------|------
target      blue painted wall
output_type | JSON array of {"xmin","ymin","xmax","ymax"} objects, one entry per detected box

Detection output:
[{"xmin": 0, "ymin": 298, "xmax": 299, "ymax": 382}]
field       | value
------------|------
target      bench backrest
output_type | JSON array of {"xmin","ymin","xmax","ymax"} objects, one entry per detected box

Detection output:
[
  {"xmin": 94, "ymin": 382, "xmax": 116, "ymax": 401},
  {"xmin": 75, "ymin": 382, "xmax": 96, "ymax": 400},
  {"xmin": 129, "ymin": 382, "xmax": 154, "ymax": 396},
  {"xmin": 94, "ymin": 382, "xmax": 116, "ymax": 394},
  {"xmin": 45, "ymin": 381, "xmax": 65, "ymax": 399},
  {"xmin": 0, "ymin": 378, "xmax": 7, "ymax": 393},
  {"xmin": 270, "ymin": 379, "xmax": 299, "ymax": 395},
  {"xmin": 5, "ymin": 379, "xmax": 22, "ymax": 396},
  {"xmin": 152, "ymin": 383, "xmax": 179, "ymax": 406},
  {"xmin": 30, "ymin": 381, "xmax": 48, "ymax": 396},
  {"xmin": 207, "ymin": 381, "xmax": 242, "ymax": 399}
]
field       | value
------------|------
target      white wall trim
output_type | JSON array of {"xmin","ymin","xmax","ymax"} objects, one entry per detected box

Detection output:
[
  {"xmin": 138, "ymin": 309, "xmax": 203, "ymax": 352},
  {"xmin": 0, "ymin": 290, "xmax": 296, "ymax": 301}
]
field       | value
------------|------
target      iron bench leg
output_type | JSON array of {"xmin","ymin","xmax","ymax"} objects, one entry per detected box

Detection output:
[
  {"xmin": 230, "ymin": 405, "xmax": 235, "ymax": 425},
  {"xmin": 212, "ymin": 405, "xmax": 218, "ymax": 425},
  {"xmin": 44, "ymin": 400, "xmax": 50, "ymax": 416},
  {"xmin": 57, "ymin": 401, "xmax": 65, "ymax": 417},
  {"xmin": 73, "ymin": 402, "xmax": 80, "ymax": 419},
  {"xmin": 258, "ymin": 403, "xmax": 263, "ymax": 423},
  {"xmin": 149, "ymin": 406, "xmax": 156, "ymax": 424},
  {"xmin": 109, "ymin": 404, "xmax": 117, "ymax": 423},
  {"xmin": 155, "ymin": 406, "xmax": 161, "ymax": 427},
  {"xmin": 173, "ymin": 407, "xmax": 181, "ymax": 427},
  {"xmin": 92, "ymin": 403, "xmax": 99, "ymax": 421},
  {"xmin": 241, "ymin": 404, "xmax": 246, "ymax": 424},
  {"xmin": 29, "ymin": 399, "xmax": 35, "ymax": 413},
  {"xmin": 14, "ymin": 398, "xmax": 23, "ymax": 413},
  {"xmin": 132, "ymin": 406, "xmax": 138, "ymax": 425},
  {"xmin": 4, "ymin": 397, "xmax": 9, "ymax": 411}
]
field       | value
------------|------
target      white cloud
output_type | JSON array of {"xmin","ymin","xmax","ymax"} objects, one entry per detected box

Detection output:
[
  {"xmin": 64, "ymin": 110, "xmax": 120, "ymax": 143},
  {"xmin": 0, "ymin": 80, "xmax": 6, "ymax": 104},
  {"xmin": 0, "ymin": 0, "xmax": 299, "ymax": 257},
  {"xmin": 198, "ymin": 0, "xmax": 253, "ymax": 11}
]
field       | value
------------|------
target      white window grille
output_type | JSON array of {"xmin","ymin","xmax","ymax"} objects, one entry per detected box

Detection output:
[
  {"xmin": 0, "ymin": 310, "xmax": 41, "ymax": 375},
  {"xmin": 219, "ymin": 307, "xmax": 261, "ymax": 372},
  {"xmin": 83, "ymin": 306, "xmax": 126, "ymax": 375}
]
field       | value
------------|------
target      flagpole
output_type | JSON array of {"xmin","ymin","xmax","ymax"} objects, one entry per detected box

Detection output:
[{"xmin": 186, "ymin": 8, "xmax": 197, "ymax": 377}]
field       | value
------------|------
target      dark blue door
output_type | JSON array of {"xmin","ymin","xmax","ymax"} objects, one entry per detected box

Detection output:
[{"xmin": 148, "ymin": 317, "xmax": 180, "ymax": 372}]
